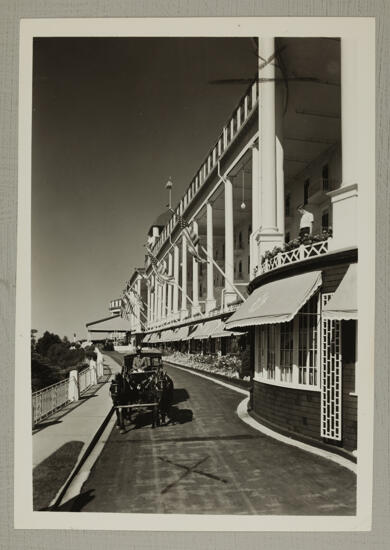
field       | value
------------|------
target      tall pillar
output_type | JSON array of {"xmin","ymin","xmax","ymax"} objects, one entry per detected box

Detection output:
[
  {"xmin": 191, "ymin": 221, "xmax": 201, "ymax": 316},
  {"xmin": 224, "ymin": 178, "xmax": 236, "ymax": 305},
  {"xmin": 167, "ymin": 252, "xmax": 173, "ymax": 320},
  {"xmin": 328, "ymin": 38, "xmax": 358, "ymax": 251},
  {"xmin": 136, "ymin": 277, "xmax": 142, "ymax": 331},
  {"xmin": 147, "ymin": 283, "xmax": 151, "ymax": 324},
  {"xmin": 250, "ymin": 142, "xmax": 260, "ymax": 278},
  {"xmin": 154, "ymin": 278, "xmax": 159, "ymax": 322},
  {"xmin": 158, "ymin": 282, "xmax": 163, "ymax": 321},
  {"xmin": 257, "ymin": 37, "xmax": 284, "ymax": 258},
  {"xmin": 181, "ymin": 236, "xmax": 188, "ymax": 319},
  {"xmin": 173, "ymin": 245, "xmax": 179, "ymax": 319},
  {"xmin": 206, "ymin": 202, "xmax": 216, "ymax": 312},
  {"xmin": 162, "ymin": 281, "xmax": 167, "ymax": 320}
]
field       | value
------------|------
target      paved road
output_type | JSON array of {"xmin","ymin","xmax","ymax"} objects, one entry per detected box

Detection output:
[{"xmin": 70, "ymin": 364, "xmax": 356, "ymax": 515}]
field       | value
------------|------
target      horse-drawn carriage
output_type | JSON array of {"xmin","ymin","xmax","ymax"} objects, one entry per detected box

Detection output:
[{"xmin": 109, "ymin": 348, "xmax": 173, "ymax": 433}]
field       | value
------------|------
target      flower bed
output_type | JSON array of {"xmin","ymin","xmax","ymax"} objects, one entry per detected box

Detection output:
[{"xmin": 165, "ymin": 351, "xmax": 250, "ymax": 382}]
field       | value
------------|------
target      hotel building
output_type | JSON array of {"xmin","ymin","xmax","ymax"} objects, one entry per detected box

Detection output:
[{"xmin": 121, "ymin": 37, "xmax": 359, "ymax": 459}]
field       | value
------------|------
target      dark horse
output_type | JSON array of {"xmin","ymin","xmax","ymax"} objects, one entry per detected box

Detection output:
[{"xmin": 109, "ymin": 368, "xmax": 174, "ymax": 431}]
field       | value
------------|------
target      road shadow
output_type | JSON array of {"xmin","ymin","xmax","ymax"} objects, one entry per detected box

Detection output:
[
  {"xmin": 172, "ymin": 387, "xmax": 190, "ymax": 405},
  {"xmin": 169, "ymin": 407, "xmax": 193, "ymax": 425}
]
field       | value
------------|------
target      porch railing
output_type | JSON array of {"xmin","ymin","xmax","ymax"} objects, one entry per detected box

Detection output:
[{"xmin": 258, "ymin": 240, "xmax": 329, "ymax": 275}]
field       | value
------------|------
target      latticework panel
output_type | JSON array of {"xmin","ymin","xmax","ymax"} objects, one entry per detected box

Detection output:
[{"xmin": 321, "ymin": 293, "xmax": 342, "ymax": 440}]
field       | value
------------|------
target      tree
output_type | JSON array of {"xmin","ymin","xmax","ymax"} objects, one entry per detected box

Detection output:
[
  {"xmin": 35, "ymin": 331, "xmax": 61, "ymax": 357},
  {"xmin": 31, "ymin": 329, "xmax": 38, "ymax": 352}
]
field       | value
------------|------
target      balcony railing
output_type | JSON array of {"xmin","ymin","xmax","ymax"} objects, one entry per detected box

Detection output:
[
  {"xmin": 257, "ymin": 240, "xmax": 329, "ymax": 276},
  {"xmin": 147, "ymin": 80, "xmax": 259, "ymax": 262}
]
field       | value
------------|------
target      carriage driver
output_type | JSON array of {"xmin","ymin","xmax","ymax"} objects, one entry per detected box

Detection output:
[{"xmin": 132, "ymin": 346, "xmax": 148, "ymax": 371}]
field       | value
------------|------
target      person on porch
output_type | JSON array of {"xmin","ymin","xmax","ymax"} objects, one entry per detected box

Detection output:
[{"xmin": 297, "ymin": 204, "xmax": 314, "ymax": 239}]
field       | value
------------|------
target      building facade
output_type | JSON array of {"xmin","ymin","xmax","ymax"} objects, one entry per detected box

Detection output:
[{"xmin": 122, "ymin": 37, "xmax": 359, "ymax": 459}]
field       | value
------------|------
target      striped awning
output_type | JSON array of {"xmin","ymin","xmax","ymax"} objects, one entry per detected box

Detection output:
[
  {"xmin": 323, "ymin": 264, "xmax": 357, "ymax": 320},
  {"xmin": 172, "ymin": 325, "xmax": 190, "ymax": 341},
  {"xmin": 210, "ymin": 319, "xmax": 244, "ymax": 338},
  {"xmin": 161, "ymin": 329, "xmax": 176, "ymax": 343},
  {"xmin": 149, "ymin": 332, "xmax": 161, "ymax": 344},
  {"xmin": 226, "ymin": 271, "xmax": 322, "ymax": 329},
  {"xmin": 142, "ymin": 333, "xmax": 152, "ymax": 344},
  {"xmin": 183, "ymin": 323, "xmax": 204, "ymax": 340}
]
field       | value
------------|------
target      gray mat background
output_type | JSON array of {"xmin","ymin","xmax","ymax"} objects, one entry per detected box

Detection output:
[{"xmin": 0, "ymin": 1, "xmax": 388, "ymax": 549}]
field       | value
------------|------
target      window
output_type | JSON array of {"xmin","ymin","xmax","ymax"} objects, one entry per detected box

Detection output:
[
  {"xmin": 298, "ymin": 294, "xmax": 319, "ymax": 386},
  {"xmin": 304, "ymin": 179, "xmax": 310, "ymax": 205},
  {"xmin": 322, "ymin": 164, "xmax": 329, "ymax": 191},
  {"xmin": 266, "ymin": 326, "xmax": 276, "ymax": 380},
  {"xmin": 239, "ymin": 261, "xmax": 242, "ymax": 277},
  {"xmin": 322, "ymin": 209, "xmax": 329, "ymax": 231},
  {"xmin": 255, "ymin": 293, "xmax": 321, "ymax": 389},
  {"xmin": 239, "ymin": 232, "xmax": 243, "ymax": 248},
  {"xmin": 222, "ymin": 244, "xmax": 225, "ymax": 259},
  {"xmin": 280, "ymin": 320, "xmax": 294, "ymax": 383},
  {"xmin": 285, "ymin": 194, "xmax": 291, "ymax": 217}
]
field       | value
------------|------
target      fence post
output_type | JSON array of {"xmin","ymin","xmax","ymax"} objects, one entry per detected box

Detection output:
[
  {"xmin": 89, "ymin": 359, "xmax": 98, "ymax": 385},
  {"xmin": 95, "ymin": 347, "xmax": 103, "ymax": 378},
  {"xmin": 299, "ymin": 244, "xmax": 306, "ymax": 261},
  {"xmin": 68, "ymin": 369, "xmax": 79, "ymax": 401}
]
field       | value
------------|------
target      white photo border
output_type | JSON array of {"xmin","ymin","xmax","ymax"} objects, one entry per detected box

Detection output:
[{"xmin": 15, "ymin": 16, "xmax": 375, "ymax": 531}]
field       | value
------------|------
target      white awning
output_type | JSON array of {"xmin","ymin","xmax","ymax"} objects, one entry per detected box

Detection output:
[
  {"xmin": 210, "ymin": 319, "xmax": 244, "ymax": 338},
  {"xmin": 172, "ymin": 325, "xmax": 190, "ymax": 341},
  {"xmin": 323, "ymin": 264, "xmax": 357, "ymax": 320},
  {"xmin": 225, "ymin": 271, "xmax": 322, "ymax": 329}
]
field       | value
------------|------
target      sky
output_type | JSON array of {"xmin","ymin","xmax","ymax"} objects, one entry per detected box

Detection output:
[{"xmin": 32, "ymin": 37, "xmax": 257, "ymax": 340}]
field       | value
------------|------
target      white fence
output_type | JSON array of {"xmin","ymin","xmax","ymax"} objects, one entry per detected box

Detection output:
[
  {"xmin": 32, "ymin": 378, "xmax": 71, "ymax": 425},
  {"xmin": 78, "ymin": 366, "xmax": 92, "ymax": 395},
  {"xmin": 32, "ymin": 349, "xmax": 104, "ymax": 426}
]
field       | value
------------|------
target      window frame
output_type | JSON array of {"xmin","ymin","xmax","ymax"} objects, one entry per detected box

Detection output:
[{"xmin": 254, "ymin": 293, "xmax": 321, "ymax": 391}]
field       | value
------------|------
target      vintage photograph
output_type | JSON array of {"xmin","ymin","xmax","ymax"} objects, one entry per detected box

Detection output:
[{"xmin": 15, "ymin": 18, "xmax": 375, "ymax": 530}]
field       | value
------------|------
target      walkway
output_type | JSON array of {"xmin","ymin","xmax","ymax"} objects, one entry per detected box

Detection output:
[{"xmin": 32, "ymin": 354, "xmax": 121, "ymax": 510}]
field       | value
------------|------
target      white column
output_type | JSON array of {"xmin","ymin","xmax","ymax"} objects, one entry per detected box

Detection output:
[
  {"xmin": 162, "ymin": 281, "xmax": 167, "ymax": 320},
  {"xmin": 224, "ymin": 178, "xmax": 236, "ymax": 305},
  {"xmin": 191, "ymin": 221, "xmax": 201, "ymax": 316},
  {"xmin": 173, "ymin": 245, "xmax": 179, "ymax": 318},
  {"xmin": 250, "ymin": 142, "xmax": 261, "ymax": 278},
  {"xmin": 167, "ymin": 252, "xmax": 173, "ymax": 320},
  {"xmin": 158, "ymin": 282, "xmax": 163, "ymax": 321},
  {"xmin": 181, "ymin": 236, "xmax": 188, "ymax": 319},
  {"xmin": 206, "ymin": 202, "xmax": 216, "ymax": 312},
  {"xmin": 136, "ymin": 277, "xmax": 142, "ymax": 330},
  {"xmin": 154, "ymin": 279, "xmax": 159, "ymax": 322},
  {"xmin": 147, "ymin": 283, "xmax": 151, "ymax": 324},
  {"xmin": 328, "ymin": 38, "xmax": 358, "ymax": 251},
  {"xmin": 257, "ymin": 37, "xmax": 284, "ymax": 258}
]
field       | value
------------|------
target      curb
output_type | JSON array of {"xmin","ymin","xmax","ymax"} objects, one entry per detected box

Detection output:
[
  {"xmin": 48, "ymin": 406, "xmax": 114, "ymax": 509},
  {"xmin": 237, "ymin": 398, "xmax": 356, "ymax": 473}
]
